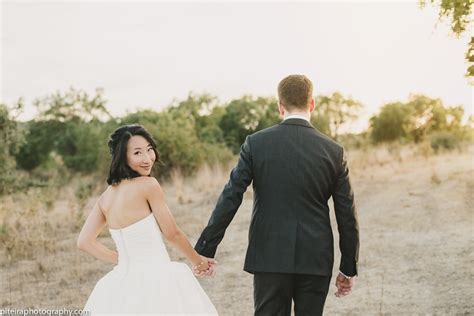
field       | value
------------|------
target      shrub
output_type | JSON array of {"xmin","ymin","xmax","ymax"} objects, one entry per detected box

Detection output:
[
  {"xmin": 0, "ymin": 102, "xmax": 25, "ymax": 194},
  {"xmin": 55, "ymin": 121, "xmax": 105, "ymax": 173},
  {"xmin": 338, "ymin": 132, "xmax": 371, "ymax": 150},
  {"xmin": 15, "ymin": 120, "xmax": 62, "ymax": 170},
  {"xmin": 430, "ymin": 131, "xmax": 460, "ymax": 153},
  {"xmin": 370, "ymin": 102, "xmax": 411, "ymax": 143},
  {"xmin": 220, "ymin": 96, "xmax": 279, "ymax": 153}
]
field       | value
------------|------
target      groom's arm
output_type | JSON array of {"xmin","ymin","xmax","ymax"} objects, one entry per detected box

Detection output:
[
  {"xmin": 195, "ymin": 135, "xmax": 253, "ymax": 258},
  {"xmin": 333, "ymin": 146, "xmax": 359, "ymax": 277}
]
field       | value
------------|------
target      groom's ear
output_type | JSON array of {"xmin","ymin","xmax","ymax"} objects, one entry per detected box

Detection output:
[
  {"xmin": 278, "ymin": 102, "xmax": 285, "ymax": 118},
  {"xmin": 309, "ymin": 98, "xmax": 315, "ymax": 113}
]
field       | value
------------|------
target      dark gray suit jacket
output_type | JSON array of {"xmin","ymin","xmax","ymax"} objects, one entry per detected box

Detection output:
[{"xmin": 195, "ymin": 118, "xmax": 359, "ymax": 277}]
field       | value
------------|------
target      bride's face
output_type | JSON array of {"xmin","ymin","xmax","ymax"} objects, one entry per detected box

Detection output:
[{"xmin": 126, "ymin": 135, "xmax": 156, "ymax": 176}]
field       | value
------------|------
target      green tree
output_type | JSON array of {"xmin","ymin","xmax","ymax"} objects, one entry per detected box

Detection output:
[
  {"xmin": 168, "ymin": 93, "xmax": 225, "ymax": 144},
  {"xmin": 55, "ymin": 120, "xmax": 105, "ymax": 173},
  {"xmin": 468, "ymin": 37, "xmax": 474, "ymax": 78},
  {"xmin": 220, "ymin": 96, "xmax": 280, "ymax": 153},
  {"xmin": 0, "ymin": 100, "xmax": 25, "ymax": 194},
  {"xmin": 20, "ymin": 88, "xmax": 114, "ymax": 173},
  {"xmin": 420, "ymin": 0, "xmax": 473, "ymax": 78},
  {"xmin": 14, "ymin": 120, "xmax": 62, "ymax": 170},
  {"xmin": 405, "ymin": 94, "xmax": 440, "ymax": 142},
  {"xmin": 370, "ymin": 94, "xmax": 467, "ymax": 143},
  {"xmin": 405, "ymin": 94, "xmax": 465, "ymax": 142},
  {"xmin": 198, "ymin": 105, "xmax": 227, "ymax": 144},
  {"xmin": 34, "ymin": 87, "xmax": 112, "ymax": 122},
  {"xmin": 370, "ymin": 102, "xmax": 411, "ymax": 143},
  {"xmin": 311, "ymin": 92, "xmax": 363, "ymax": 140}
]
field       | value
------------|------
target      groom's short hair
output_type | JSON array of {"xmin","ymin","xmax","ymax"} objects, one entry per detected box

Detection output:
[{"xmin": 278, "ymin": 74, "xmax": 313, "ymax": 111}]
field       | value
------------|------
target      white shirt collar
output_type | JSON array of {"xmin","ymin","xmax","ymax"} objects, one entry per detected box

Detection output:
[{"xmin": 283, "ymin": 113, "xmax": 310, "ymax": 122}]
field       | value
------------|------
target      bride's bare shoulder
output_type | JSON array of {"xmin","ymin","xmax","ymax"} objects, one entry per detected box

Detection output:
[
  {"xmin": 96, "ymin": 185, "xmax": 113, "ymax": 211},
  {"xmin": 132, "ymin": 176, "xmax": 162, "ymax": 192}
]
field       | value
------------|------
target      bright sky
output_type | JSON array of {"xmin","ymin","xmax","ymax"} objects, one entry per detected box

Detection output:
[{"xmin": 1, "ymin": 0, "xmax": 472, "ymax": 132}]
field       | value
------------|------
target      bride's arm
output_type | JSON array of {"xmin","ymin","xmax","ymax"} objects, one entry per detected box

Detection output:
[
  {"xmin": 77, "ymin": 199, "xmax": 118, "ymax": 264},
  {"xmin": 143, "ymin": 177, "xmax": 211, "ymax": 271}
]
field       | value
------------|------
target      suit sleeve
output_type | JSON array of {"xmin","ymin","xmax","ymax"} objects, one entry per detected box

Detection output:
[
  {"xmin": 332, "ymin": 146, "xmax": 359, "ymax": 277},
  {"xmin": 194, "ymin": 135, "xmax": 253, "ymax": 258}
]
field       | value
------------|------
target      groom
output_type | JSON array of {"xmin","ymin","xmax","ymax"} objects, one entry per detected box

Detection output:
[{"xmin": 195, "ymin": 74, "xmax": 359, "ymax": 315}]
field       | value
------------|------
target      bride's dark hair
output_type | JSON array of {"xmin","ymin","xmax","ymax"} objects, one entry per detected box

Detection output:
[{"xmin": 106, "ymin": 124, "xmax": 160, "ymax": 185}]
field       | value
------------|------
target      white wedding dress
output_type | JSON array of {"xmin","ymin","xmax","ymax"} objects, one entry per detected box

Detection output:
[{"xmin": 82, "ymin": 213, "xmax": 218, "ymax": 316}]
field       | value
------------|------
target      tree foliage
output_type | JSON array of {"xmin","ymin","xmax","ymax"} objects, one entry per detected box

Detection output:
[
  {"xmin": 34, "ymin": 87, "xmax": 112, "ymax": 122},
  {"xmin": 370, "ymin": 102, "xmax": 411, "ymax": 143},
  {"xmin": 11, "ymin": 85, "xmax": 470, "ymax": 185},
  {"xmin": 16, "ymin": 88, "xmax": 113, "ymax": 173},
  {"xmin": 421, "ymin": 0, "xmax": 473, "ymax": 34},
  {"xmin": 14, "ymin": 120, "xmax": 61, "ymax": 170},
  {"xmin": 220, "ymin": 96, "xmax": 280, "ymax": 153},
  {"xmin": 0, "ymin": 100, "xmax": 25, "ymax": 193},
  {"xmin": 168, "ymin": 93, "xmax": 225, "ymax": 144},
  {"xmin": 420, "ymin": 0, "xmax": 474, "ymax": 78},
  {"xmin": 370, "ymin": 94, "xmax": 467, "ymax": 143},
  {"xmin": 312, "ymin": 92, "xmax": 363, "ymax": 140}
]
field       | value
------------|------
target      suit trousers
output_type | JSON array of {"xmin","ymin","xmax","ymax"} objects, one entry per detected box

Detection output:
[{"xmin": 253, "ymin": 272, "xmax": 332, "ymax": 316}]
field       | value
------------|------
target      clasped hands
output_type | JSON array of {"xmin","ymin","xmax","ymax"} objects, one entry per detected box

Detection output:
[{"xmin": 192, "ymin": 256, "xmax": 217, "ymax": 277}]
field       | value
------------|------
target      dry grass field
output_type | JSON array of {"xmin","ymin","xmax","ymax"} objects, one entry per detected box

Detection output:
[{"xmin": 0, "ymin": 143, "xmax": 473, "ymax": 315}]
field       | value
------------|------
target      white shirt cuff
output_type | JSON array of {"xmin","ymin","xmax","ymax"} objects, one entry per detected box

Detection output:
[{"xmin": 339, "ymin": 270, "xmax": 356, "ymax": 278}]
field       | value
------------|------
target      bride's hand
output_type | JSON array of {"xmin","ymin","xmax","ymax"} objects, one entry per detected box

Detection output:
[
  {"xmin": 192, "ymin": 256, "xmax": 217, "ymax": 277},
  {"xmin": 193, "ymin": 257, "xmax": 209, "ymax": 272}
]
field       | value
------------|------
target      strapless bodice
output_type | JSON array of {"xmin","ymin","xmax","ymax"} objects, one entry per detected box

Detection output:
[
  {"xmin": 83, "ymin": 213, "xmax": 218, "ymax": 315},
  {"xmin": 109, "ymin": 213, "xmax": 171, "ymax": 272}
]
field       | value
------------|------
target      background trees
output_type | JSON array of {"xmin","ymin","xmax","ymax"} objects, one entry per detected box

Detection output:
[
  {"xmin": 370, "ymin": 102, "xmax": 411, "ymax": 143},
  {"xmin": 15, "ymin": 88, "xmax": 113, "ymax": 174},
  {"xmin": 369, "ymin": 94, "xmax": 468, "ymax": 146},
  {"xmin": 311, "ymin": 92, "xmax": 363, "ymax": 141},
  {"xmin": 1, "ymin": 86, "xmax": 471, "ymax": 197},
  {"xmin": 219, "ymin": 96, "xmax": 280, "ymax": 153}
]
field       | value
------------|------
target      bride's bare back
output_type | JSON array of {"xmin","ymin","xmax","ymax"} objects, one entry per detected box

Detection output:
[{"xmin": 99, "ymin": 177, "xmax": 154, "ymax": 230}]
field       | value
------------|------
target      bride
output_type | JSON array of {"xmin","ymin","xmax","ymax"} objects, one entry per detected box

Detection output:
[{"xmin": 77, "ymin": 124, "xmax": 218, "ymax": 315}]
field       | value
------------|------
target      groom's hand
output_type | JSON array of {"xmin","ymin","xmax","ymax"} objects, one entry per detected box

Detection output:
[
  {"xmin": 192, "ymin": 256, "xmax": 217, "ymax": 278},
  {"xmin": 334, "ymin": 272, "xmax": 355, "ymax": 297}
]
